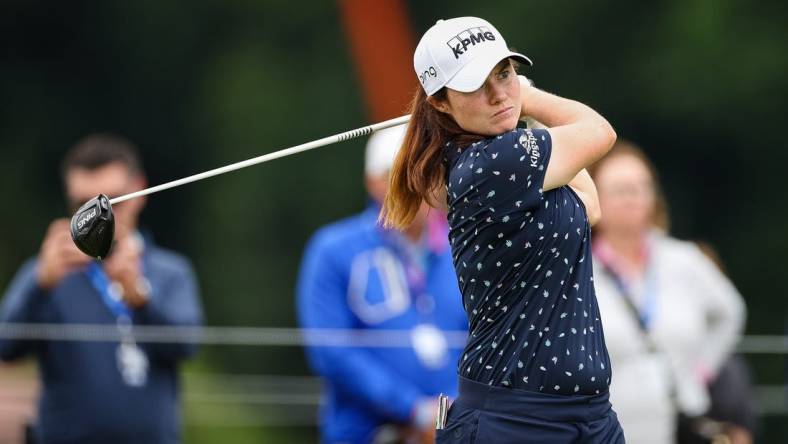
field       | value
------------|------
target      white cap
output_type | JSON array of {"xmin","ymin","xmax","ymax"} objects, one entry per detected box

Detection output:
[
  {"xmin": 364, "ymin": 124, "xmax": 407, "ymax": 177},
  {"xmin": 414, "ymin": 17, "xmax": 532, "ymax": 96}
]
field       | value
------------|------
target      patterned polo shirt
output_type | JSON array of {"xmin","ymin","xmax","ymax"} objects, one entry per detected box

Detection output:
[{"xmin": 444, "ymin": 127, "xmax": 612, "ymax": 396}]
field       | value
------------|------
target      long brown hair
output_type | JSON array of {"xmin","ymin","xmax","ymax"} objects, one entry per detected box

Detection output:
[
  {"xmin": 587, "ymin": 139, "xmax": 670, "ymax": 232},
  {"xmin": 380, "ymin": 86, "xmax": 484, "ymax": 229}
]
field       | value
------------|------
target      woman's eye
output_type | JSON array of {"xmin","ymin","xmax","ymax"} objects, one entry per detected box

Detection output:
[{"xmin": 498, "ymin": 70, "xmax": 511, "ymax": 79}]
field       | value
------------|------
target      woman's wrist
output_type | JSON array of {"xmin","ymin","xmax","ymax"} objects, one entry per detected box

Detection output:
[
  {"xmin": 518, "ymin": 77, "xmax": 550, "ymax": 122},
  {"xmin": 518, "ymin": 75, "xmax": 536, "ymax": 106},
  {"xmin": 518, "ymin": 75, "xmax": 542, "ymax": 126},
  {"xmin": 518, "ymin": 74, "xmax": 534, "ymax": 88}
]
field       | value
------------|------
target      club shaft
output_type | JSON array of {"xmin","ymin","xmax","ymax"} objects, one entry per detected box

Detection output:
[{"xmin": 109, "ymin": 115, "xmax": 411, "ymax": 205}]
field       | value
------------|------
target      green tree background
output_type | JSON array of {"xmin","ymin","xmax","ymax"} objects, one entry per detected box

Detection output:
[{"xmin": 1, "ymin": 0, "xmax": 786, "ymax": 442}]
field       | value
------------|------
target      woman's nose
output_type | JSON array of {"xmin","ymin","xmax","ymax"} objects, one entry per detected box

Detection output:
[{"xmin": 486, "ymin": 81, "xmax": 507, "ymax": 104}]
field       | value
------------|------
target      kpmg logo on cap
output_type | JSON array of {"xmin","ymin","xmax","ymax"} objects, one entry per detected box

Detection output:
[{"xmin": 446, "ymin": 26, "xmax": 496, "ymax": 59}]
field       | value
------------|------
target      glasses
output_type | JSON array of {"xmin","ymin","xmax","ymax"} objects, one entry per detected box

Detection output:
[{"xmin": 599, "ymin": 182, "xmax": 655, "ymax": 199}]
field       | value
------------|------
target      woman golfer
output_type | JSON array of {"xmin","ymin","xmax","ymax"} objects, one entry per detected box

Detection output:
[{"xmin": 382, "ymin": 17, "xmax": 625, "ymax": 443}]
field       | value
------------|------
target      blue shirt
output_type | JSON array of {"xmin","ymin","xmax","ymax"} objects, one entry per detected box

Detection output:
[
  {"xmin": 0, "ymin": 239, "xmax": 203, "ymax": 444},
  {"xmin": 297, "ymin": 205, "xmax": 467, "ymax": 444},
  {"xmin": 444, "ymin": 128, "xmax": 612, "ymax": 396}
]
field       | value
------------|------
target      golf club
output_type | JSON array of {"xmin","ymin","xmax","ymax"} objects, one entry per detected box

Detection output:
[{"xmin": 70, "ymin": 114, "xmax": 411, "ymax": 259}]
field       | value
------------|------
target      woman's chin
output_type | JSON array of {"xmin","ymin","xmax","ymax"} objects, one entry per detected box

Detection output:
[
  {"xmin": 492, "ymin": 120, "xmax": 518, "ymax": 135},
  {"xmin": 469, "ymin": 119, "xmax": 519, "ymax": 137}
]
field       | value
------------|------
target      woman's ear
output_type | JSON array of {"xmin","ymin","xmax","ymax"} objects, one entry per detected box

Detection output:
[{"xmin": 427, "ymin": 95, "xmax": 451, "ymax": 114}]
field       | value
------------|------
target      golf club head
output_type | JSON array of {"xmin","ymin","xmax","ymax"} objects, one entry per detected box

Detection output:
[{"xmin": 70, "ymin": 194, "xmax": 115, "ymax": 260}]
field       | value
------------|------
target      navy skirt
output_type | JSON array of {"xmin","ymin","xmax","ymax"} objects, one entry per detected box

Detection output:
[{"xmin": 436, "ymin": 377, "xmax": 625, "ymax": 443}]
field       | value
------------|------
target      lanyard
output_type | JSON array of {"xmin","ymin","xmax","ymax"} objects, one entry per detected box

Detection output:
[
  {"xmin": 85, "ymin": 262, "xmax": 132, "ymax": 320},
  {"xmin": 600, "ymin": 257, "xmax": 686, "ymax": 412},
  {"xmin": 602, "ymin": 261, "xmax": 659, "ymax": 330},
  {"xmin": 639, "ymin": 270, "xmax": 659, "ymax": 327},
  {"xmin": 378, "ymin": 227, "xmax": 440, "ymax": 318},
  {"xmin": 84, "ymin": 251, "xmax": 151, "ymax": 387},
  {"xmin": 382, "ymin": 230, "xmax": 429, "ymax": 297}
]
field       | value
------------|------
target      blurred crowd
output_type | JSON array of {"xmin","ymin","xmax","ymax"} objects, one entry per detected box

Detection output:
[
  {"xmin": 0, "ymin": 130, "xmax": 760, "ymax": 444},
  {"xmin": 3, "ymin": 0, "xmax": 788, "ymax": 440}
]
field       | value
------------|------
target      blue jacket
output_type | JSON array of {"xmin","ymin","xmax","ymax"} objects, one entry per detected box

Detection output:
[
  {"xmin": 0, "ymin": 239, "xmax": 203, "ymax": 444},
  {"xmin": 296, "ymin": 205, "xmax": 467, "ymax": 444}
]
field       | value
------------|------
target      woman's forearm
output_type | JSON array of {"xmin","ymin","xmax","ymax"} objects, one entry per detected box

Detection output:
[
  {"xmin": 518, "ymin": 76, "xmax": 610, "ymax": 130},
  {"xmin": 517, "ymin": 77, "xmax": 616, "ymax": 190}
]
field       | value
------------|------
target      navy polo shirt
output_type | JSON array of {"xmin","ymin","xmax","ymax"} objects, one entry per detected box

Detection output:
[{"xmin": 444, "ymin": 127, "xmax": 612, "ymax": 396}]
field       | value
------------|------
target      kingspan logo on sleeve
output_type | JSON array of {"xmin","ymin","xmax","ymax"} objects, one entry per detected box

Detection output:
[
  {"xmin": 519, "ymin": 130, "xmax": 541, "ymax": 167},
  {"xmin": 446, "ymin": 26, "xmax": 496, "ymax": 59}
]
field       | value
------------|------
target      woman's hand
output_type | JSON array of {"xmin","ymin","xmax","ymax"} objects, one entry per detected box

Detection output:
[{"xmin": 518, "ymin": 74, "xmax": 534, "ymax": 89}]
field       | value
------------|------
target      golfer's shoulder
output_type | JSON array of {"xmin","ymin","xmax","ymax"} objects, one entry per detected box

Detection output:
[
  {"xmin": 485, "ymin": 127, "xmax": 547, "ymax": 148},
  {"xmin": 456, "ymin": 128, "xmax": 550, "ymax": 167}
]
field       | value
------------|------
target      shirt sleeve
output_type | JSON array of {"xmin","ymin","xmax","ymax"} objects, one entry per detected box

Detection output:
[
  {"xmin": 0, "ymin": 259, "xmax": 50, "ymax": 361},
  {"xmin": 479, "ymin": 128, "xmax": 553, "ymax": 212},
  {"xmin": 133, "ymin": 256, "xmax": 204, "ymax": 362},
  {"xmin": 296, "ymin": 234, "xmax": 424, "ymax": 423}
]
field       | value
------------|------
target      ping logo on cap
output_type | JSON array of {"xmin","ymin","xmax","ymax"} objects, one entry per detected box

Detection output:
[
  {"xmin": 419, "ymin": 66, "xmax": 438, "ymax": 85},
  {"xmin": 446, "ymin": 26, "xmax": 496, "ymax": 59}
]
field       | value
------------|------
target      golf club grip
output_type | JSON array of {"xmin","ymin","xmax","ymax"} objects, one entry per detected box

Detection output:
[{"xmin": 109, "ymin": 115, "xmax": 411, "ymax": 205}]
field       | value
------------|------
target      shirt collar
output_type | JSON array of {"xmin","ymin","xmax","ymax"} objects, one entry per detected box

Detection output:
[{"xmin": 592, "ymin": 232, "xmax": 652, "ymax": 279}]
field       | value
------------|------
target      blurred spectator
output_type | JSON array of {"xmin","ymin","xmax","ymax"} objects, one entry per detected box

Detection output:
[
  {"xmin": 589, "ymin": 140, "xmax": 747, "ymax": 444},
  {"xmin": 0, "ymin": 134, "xmax": 203, "ymax": 444},
  {"xmin": 694, "ymin": 242, "xmax": 758, "ymax": 444},
  {"xmin": 296, "ymin": 125, "xmax": 467, "ymax": 444}
]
